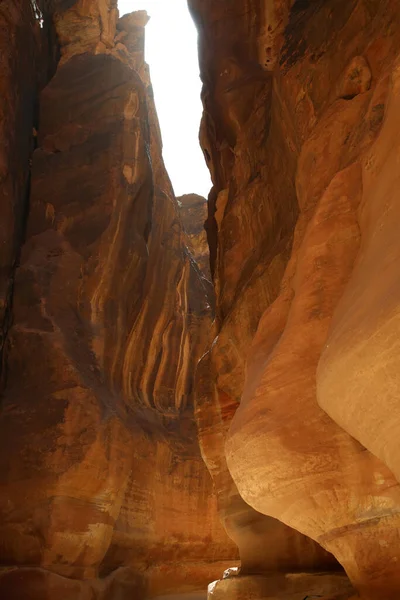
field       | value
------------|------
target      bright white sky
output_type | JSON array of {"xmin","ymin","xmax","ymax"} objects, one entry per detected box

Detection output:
[{"xmin": 118, "ymin": 0, "xmax": 211, "ymax": 198}]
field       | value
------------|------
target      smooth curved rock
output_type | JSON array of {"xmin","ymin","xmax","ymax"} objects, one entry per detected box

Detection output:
[
  {"xmin": 318, "ymin": 57, "xmax": 400, "ymax": 500},
  {"xmin": 192, "ymin": 0, "xmax": 400, "ymax": 598}
]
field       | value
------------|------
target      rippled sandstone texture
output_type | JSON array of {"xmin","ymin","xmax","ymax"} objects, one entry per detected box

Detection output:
[
  {"xmin": 189, "ymin": 0, "xmax": 400, "ymax": 598},
  {"xmin": 0, "ymin": 2, "xmax": 236, "ymax": 599}
]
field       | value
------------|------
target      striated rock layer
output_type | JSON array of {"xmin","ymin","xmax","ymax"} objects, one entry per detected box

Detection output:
[
  {"xmin": 0, "ymin": 3, "xmax": 236, "ymax": 599},
  {"xmin": 190, "ymin": 0, "xmax": 400, "ymax": 598}
]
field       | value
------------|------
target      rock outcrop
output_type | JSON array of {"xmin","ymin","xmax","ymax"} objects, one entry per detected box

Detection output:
[
  {"xmin": 190, "ymin": 0, "xmax": 400, "ymax": 598},
  {"xmin": 0, "ymin": 3, "xmax": 236, "ymax": 599}
]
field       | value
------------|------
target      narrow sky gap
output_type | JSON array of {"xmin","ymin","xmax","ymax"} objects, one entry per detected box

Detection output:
[{"xmin": 118, "ymin": 0, "xmax": 212, "ymax": 198}]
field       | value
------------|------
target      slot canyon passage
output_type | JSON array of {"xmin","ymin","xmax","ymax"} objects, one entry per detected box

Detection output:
[{"xmin": 2, "ymin": 0, "xmax": 400, "ymax": 599}]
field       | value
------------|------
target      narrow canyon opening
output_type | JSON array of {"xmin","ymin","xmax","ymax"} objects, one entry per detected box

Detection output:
[
  {"xmin": 119, "ymin": 0, "xmax": 211, "ymax": 198},
  {"xmin": 1, "ymin": 1, "xmax": 400, "ymax": 600},
  {"xmin": 117, "ymin": 0, "xmax": 213, "ymax": 284}
]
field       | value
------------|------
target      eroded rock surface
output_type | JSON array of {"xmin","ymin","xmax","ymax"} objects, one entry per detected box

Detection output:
[
  {"xmin": 3, "ymin": 0, "xmax": 400, "ymax": 599},
  {"xmin": 190, "ymin": 0, "xmax": 400, "ymax": 598},
  {"xmin": 0, "ymin": 5, "xmax": 235, "ymax": 599}
]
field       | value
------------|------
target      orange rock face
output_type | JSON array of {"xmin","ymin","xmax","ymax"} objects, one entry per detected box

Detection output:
[
  {"xmin": 3, "ymin": 1, "xmax": 400, "ymax": 599},
  {"xmin": 191, "ymin": 0, "xmax": 400, "ymax": 598},
  {"xmin": 0, "ymin": 3, "xmax": 235, "ymax": 599}
]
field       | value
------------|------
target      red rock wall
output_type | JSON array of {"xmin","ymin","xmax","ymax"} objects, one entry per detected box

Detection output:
[
  {"xmin": 3, "ymin": 1, "xmax": 400, "ymax": 599},
  {"xmin": 0, "ymin": 0, "xmax": 40, "ymax": 371},
  {"xmin": 191, "ymin": 0, "xmax": 400, "ymax": 598},
  {"xmin": 0, "ymin": 3, "xmax": 236, "ymax": 599}
]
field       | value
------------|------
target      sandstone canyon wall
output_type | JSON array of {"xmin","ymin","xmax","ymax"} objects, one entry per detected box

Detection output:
[
  {"xmin": 2, "ymin": 1, "xmax": 400, "ymax": 600},
  {"xmin": 189, "ymin": 0, "xmax": 400, "ymax": 598},
  {"xmin": 0, "ymin": 2, "xmax": 236, "ymax": 599}
]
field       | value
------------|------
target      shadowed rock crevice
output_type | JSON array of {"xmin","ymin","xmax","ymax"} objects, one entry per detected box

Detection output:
[{"xmin": 0, "ymin": 1, "xmax": 39, "ymax": 388}]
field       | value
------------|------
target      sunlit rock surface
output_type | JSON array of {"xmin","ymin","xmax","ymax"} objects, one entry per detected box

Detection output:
[
  {"xmin": 190, "ymin": 0, "xmax": 400, "ymax": 598},
  {"xmin": 0, "ymin": 3, "xmax": 236, "ymax": 599}
]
